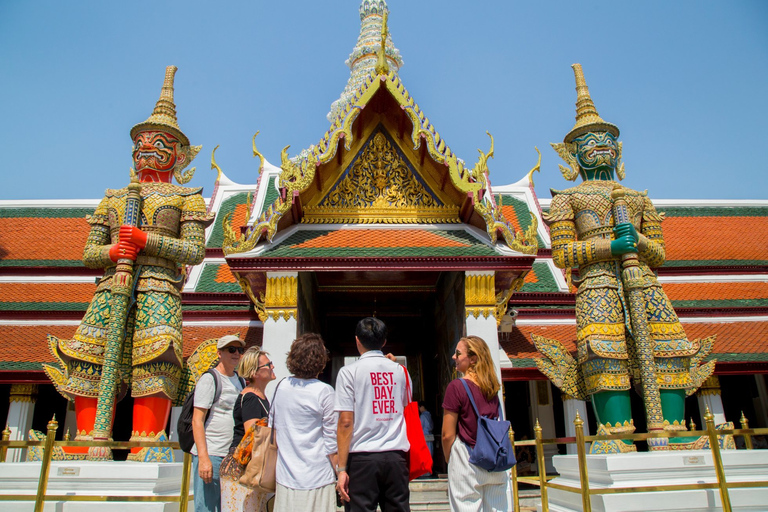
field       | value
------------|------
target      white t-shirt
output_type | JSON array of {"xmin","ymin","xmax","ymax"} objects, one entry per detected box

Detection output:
[
  {"xmin": 192, "ymin": 369, "xmax": 244, "ymax": 457},
  {"xmin": 271, "ymin": 377, "xmax": 337, "ymax": 490},
  {"xmin": 334, "ymin": 350, "xmax": 410, "ymax": 453}
]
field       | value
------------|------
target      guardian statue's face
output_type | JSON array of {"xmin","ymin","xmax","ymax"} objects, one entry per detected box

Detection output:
[
  {"xmin": 132, "ymin": 130, "xmax": 185, "ymax": 182},
  {"xmin": 574, "ymin": 131, "xmax": 618, "ymax": 181}
]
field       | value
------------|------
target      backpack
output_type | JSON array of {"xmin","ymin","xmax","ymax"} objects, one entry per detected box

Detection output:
[
  {"xmin": 459, "ymin": 379, "xmax": 516, "ymax": 472},
  {"xmin": 177, "ymin": 369, "xmax": 244, "ymax": 453}
]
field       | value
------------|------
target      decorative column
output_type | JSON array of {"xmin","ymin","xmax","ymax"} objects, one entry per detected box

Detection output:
[
  {"xmin": 528, "ymin": 380, "xmax": 557, "ymax": 473},
  {"xmin": 697, "ymin": 376, "xmax": 726, "ymax": 425},
  {"xmin": 261, "ymin": 272, "xmax": 299, "ymax": 398},
  {"xmin": 464, "ymin": 271, "xmax": 503, "ymax": 403},
  {"xmin": 6, "ymin": 384, "xmax": 38, "ymax": 462},
  {"xmin": 562, "ymin": 393, "xmax": 590, "ymax": 454}
]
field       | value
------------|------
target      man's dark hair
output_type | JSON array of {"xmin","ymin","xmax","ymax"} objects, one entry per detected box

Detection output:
[{"xmin": 356, "ymin": 317, "xmax": 387, "ymax": 350}]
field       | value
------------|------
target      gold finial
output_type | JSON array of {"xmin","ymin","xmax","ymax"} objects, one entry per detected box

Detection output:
[
  {"xmin": 564, "ymin": 64, "xmax": 619, "ymax": 143},
  {"xmin": 375, "ymin": 10, "xmax": 390, "ymax": 75},
  {"xmin": 690, "ymin": 417, "xmax": 697, "ymax": 431},
  {"xmin": 526, "ymin": 147, "xmax": 542, "ymax": 188},
  {"xmin": 252, "ymin": 131, "xmax": 264, "ymax": 173},
  {"xmin": 211, "ymin": 145, "xmax": 223, "ymax": 182},
  {"xmin": 740, "ymin": 411, "xmax": 749, "ymax": 427},
  {"xmin": 130, "ymin": 65, "xmax": 190, "ymax": 146}
]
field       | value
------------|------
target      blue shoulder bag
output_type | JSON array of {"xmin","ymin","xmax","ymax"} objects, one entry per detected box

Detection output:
[{"xmin": 460, "ymin": 378, "xmax": 516, "ymax": 472}]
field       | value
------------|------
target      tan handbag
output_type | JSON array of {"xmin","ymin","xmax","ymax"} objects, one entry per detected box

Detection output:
[{"xmin": 239, "ymin": 379, "xmax": 283, "ymax": 492}]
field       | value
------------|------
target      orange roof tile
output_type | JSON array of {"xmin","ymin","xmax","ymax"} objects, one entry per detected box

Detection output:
[
  {"xmin": 291, "ymin": 229, "xmax": 471, "ymax": 249},
  {"xmin": 500, "ymin": 205, "xmax": 524, "ymax": 235},
  {"xmin": 0, "ymin": 282, "xmax": 97, "ymax": 303},
  {"xmin": 663, "ymin": 281, "xmax": 768, "ymax": 301},
  {"xmin": 0, "ymin": 217, "xmax": 90, "ymax": 261},
  {"xmin": 664, "ymin": 217, "xmax": 768, "ymax": 262},
  {"xmin": 215, "ymin": 264, "xmax": 237, "ymax": 284}
]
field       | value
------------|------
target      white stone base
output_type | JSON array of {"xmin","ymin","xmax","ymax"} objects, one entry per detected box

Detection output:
[
  {"xmin": 0, "ymin": 461, "xmax": 189, "ymax": 511},
  {"xmin": 540, "ymin": 450, "xmax": 768, "ymax": 512}
]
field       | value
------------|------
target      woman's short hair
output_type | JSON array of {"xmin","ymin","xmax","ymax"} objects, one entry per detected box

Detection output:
[
  {"xmin": 287, "ymin": 333, "xmax": 329, "ymax": 379},
  {"xmin": 238, "ymin": 346, "xmax": 268, "ymax": 381},
  {"xmin": 461, "ymin": 335, "xmax": 500, "ymax": 400}
]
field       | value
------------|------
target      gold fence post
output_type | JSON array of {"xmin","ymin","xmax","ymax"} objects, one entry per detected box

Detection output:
[
  {"xmin": 34, "ymin": 416, "xmax": 58, "ymax": 512},
  {"xmin": 179, "ymin": 451, "xmax": 193, "ymax": 512},
  {"xmin": 0, "ymin": 425, "xmax": 11, "ymax": 463},
  {"xmin": 534, "ymin": 419, "xmax": 549, "ymax": 512},
  {"xmin": 510, "ymin": 427, "xmax": 520, "ymax": 512},
  {"xmin": 574, "ymin": 412, "xmax": 592, "ymax": 512},
  {"xmin": 705, "ymin": 407, "xmax": 732, "ymax": 512},
  {"xmin": 740, "ymin": 411, "xmax": 753, "ymax": 450}
]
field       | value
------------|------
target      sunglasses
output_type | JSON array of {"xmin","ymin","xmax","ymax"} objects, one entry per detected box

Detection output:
[
  {"xmin": 257, "ymin": 360, "xmax": 274, "ymax": 370},
  {"xmin": 225, "ymin": 346, "xmax": 245, "ymax": 354}
]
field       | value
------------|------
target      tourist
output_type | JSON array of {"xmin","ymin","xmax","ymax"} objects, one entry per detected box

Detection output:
[
  {"xmin": 192, "ymin": 335, "xmax": 247, "ymax": 512},
  {"xmin": 419, "ymin": 402, "xmax": 434, "ymax": 478},
  {"xmin": 335, "ymin": 317, "xmax": 411, "ymax": 511},
  {"xmin": 219, "ymin": 346, "xmax": 276, "ymax": 511},
  {"xmin": 442, "ymin": 335, "xmax": 509, "ymax": 511},
  {"xmin": 271, "ymin": 333, "xmax": 338, "ymax": 512}
]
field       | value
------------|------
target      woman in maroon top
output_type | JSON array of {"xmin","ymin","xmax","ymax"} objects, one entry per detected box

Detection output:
[{"xmin": 441, "ymin": 336, "xmax": 509, "ymax": 511}]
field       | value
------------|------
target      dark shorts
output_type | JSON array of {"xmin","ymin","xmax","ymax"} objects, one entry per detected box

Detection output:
[{"xmin": 346, "ymin": 450, "xmax": 409, "ymax": 512}]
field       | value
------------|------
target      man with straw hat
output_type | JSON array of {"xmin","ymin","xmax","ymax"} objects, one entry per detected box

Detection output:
[
  {"xmin": 534, "ymin": 64, "xmax": 715, "ymax": 452},
  {"xmin": 44, "ymin": 66, "xmax": 214, "ymax": 461}
]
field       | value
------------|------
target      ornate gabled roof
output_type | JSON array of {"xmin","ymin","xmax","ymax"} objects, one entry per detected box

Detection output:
[{"xmin": 223, "ymin": 2, "xmax": 538, "ymax": 258}]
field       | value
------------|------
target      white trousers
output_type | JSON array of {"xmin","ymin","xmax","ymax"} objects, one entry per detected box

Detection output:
[
  {"xmin": 273, "ymin": 482, "xmax": 336, "ymax": 512},
  {"xmin": 447, "ymin": 438, "xmax": 510, "ymax": 512}
]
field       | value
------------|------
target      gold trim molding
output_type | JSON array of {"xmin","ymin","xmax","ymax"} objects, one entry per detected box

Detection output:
[
  {"xmin": 264, "ymin": 276, "xmax": 298, "ymax": 322},
  {"xmin": 465, "ymin": 273, "xmax": 495, "ymax": 319},
  {"xmin": 10, "ymin": 384, "xmax": 38, "ymax": 403},
  {"xmin": 698, "ymin": 375, "xmax": 722, "ymax": 396}
]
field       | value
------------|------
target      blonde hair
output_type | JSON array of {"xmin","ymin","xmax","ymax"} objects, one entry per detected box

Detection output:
[
  {"xmin": 238, "ymin": 346, "xmax": 269, "ymax": 381},
  {"xmin": 461, "ymin": 335, "xmax": 500, "ymax": 400}
]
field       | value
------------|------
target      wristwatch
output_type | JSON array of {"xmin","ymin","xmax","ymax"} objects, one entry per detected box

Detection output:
[{"xmin": 335, "ymin": 465, "xmax": 347, "ymax": 474}]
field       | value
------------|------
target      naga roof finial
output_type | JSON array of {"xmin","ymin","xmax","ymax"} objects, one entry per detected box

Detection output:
[
  {"xmin": 130, "ymin": 66, "xmax": 190, "ymax": 146},
  {"xmin": 375, "ymin": 10, "xmax": 390, "ymax": 75},
  {"xmin": 564, "ymin": 64, "xmax": 619, "ymax": 143}
]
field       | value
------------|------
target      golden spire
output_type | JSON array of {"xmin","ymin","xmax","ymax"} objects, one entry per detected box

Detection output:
[
  {"xmin": 130, "ymin": 65, "xmax": 190, "ymax": 145},
  {"xmin": 564, "ymin": 63, "xmax": 619, "ymax": 143},
  {"xmin": 375, "ymin": 10, "xmax": 389, "ymax": 75}
]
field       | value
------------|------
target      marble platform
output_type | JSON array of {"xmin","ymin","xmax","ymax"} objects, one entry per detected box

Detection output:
[
  {"xmin": 540, "ymin": 450, "xmax": 768, "ymax": 511},
  {"xmin": 0, "ymin": 461, "xmax": 189, "ymax": 511}
]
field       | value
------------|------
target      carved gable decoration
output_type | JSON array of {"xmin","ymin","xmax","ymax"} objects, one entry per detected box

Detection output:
[{"xmin": 303, "ymin": 130, "xmax": 460, "ymax": 224}]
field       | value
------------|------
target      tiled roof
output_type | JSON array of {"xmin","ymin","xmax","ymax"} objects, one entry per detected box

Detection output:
[
  {"xmin": 502, "ymin": 320, "xmax": 768, "ymax": 368},
  {"xmin": 496, "ymin": 195, "xmax": 546, "ymax": 247},
  {"xmin": 207, "ymin": 193, "xmax": 250, "ymax": 248},
  {"xmin": 657, "ymin": 208, "xmax": 768, "ymax": 267},
  {"xmin": 0, "ymin": 282, "xmax": 96, "ymax": 311},
  {"xmin": 0, "ymin": 324, "xmax": 264, "ymax": 370},
  {"xmin": 259, "ymin": 228, "xmax": 500, "ymax": 258},
  {"xmin": 664, "ymin": 281, "xmax": 768, "ymax": 308},
  {"xmin": 519, "ymin": 262, "xmax": 560, "ymax": 293},
  {"xmin": 260, "ymin": 177, "xmax": 279, "ymax": 216},
  {"xmin": 194, "ymin": 263, "xmax": 242, "ymax": 293},
  {"xmin": 0, "ymin": 212, "xmax": 92, "ymax": 266}
]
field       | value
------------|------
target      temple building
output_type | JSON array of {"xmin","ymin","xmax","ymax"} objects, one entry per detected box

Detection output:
[{"xmin": 0, "ymin": 1, "xmax": 766, "ymax": 469}]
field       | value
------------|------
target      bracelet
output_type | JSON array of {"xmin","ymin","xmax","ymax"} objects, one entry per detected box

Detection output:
[{"xmin": 336, "ymin": 465, "xmax": 347, "ymax": 473}]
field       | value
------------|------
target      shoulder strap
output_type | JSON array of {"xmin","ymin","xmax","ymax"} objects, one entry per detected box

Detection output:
[
  {"xmin": 208, "ymin": 369, "xmax": 222, "ymax": 406},
  {"xmin": 268, "ymin": 378, "xmax": 286, "ymax": 425},
  {"xmin": 460, "ymin": 378, "xmax": 481, "ymax": 418}
]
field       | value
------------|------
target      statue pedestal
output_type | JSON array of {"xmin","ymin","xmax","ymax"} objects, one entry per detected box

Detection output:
[
  {"xmin": 540, "ymin": 450, "xmax": 768, "ymax": 511},
  {"xmin": 0, "ymin": 461, "xmax": 189, "ymax": 511}
]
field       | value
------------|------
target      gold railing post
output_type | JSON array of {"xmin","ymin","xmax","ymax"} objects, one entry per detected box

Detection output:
[
  {"xmin": 179, "ymin": 451, "xmax": 193, "ymax": 512},
  {"xmin": 0, "ymin": 425, "xmax": 11, "ymax": 463},
  {"xmin": 740, "ymin": 411, "xmax": 753, "ymax": 450},
  {"xmin": 34, "ymin": 416, "xmax": 58, "ymax": 512},
  {"xmin": 534, "ymin": 419, "xmax": 549, "ymax": 512},
  {"xmin": 510, "ymin": 427, "xmax": 520, "ymax": 512},
  {"xmin": 574, "ymin": 412, "xmax": 592, "ymax": 512},
  {"xmin": 705, "ymin": 407, "xmax": 732, "ymax": 512}
]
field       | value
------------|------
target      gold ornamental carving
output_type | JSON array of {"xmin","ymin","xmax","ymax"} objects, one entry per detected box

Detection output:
[
  {"xmin": 263, "ymin": 276, "xmax": 298, "ymax": 321},
  {"xmin": 493, "ymin": 276, "xmax": 522, "ymax": 326},
  {"xmin": 236, "ymin": 276, "xmax": 267, "ymax": 323},
  {"xmin": 465, "ymin": 274, "xmax": 495, "ymax": 319},
  {"xmin": 303, "ymin": 132, "xmax": 459, "ymax": 224},
  {"xmin": 697, "ymin": 375, "xmax": 722, "ymax": 396},
  {"xmin": 9, "ymin": 384, "xmax": 38, "ymax": 403}
]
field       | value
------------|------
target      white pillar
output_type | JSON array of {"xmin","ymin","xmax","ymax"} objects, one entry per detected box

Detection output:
[
  {"xmin": 6, "ymin": 384, "xmax": 38, "ymax": 462},
  {"xmin": 528, "ymin": 381, "xmax": 557, "ymax": 473},
  {"xmin": 697, "ymin": 376, "xmax": 726, "ymax": 425},
  {"xmin": 261, "ymin": 272, "xmax": 299, "ymax": 399},
  {"xmin": 169, "ymin": 406, "xmax": 183, "ymax": 462},
  {"xmin": 562, "ymin": 395, "xmax": 590, "ymax": 454}
]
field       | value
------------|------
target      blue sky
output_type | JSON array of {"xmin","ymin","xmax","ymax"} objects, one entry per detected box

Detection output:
[{"xmin": 1, "ymin": 1, "xmax": 766, "ymax": 201}]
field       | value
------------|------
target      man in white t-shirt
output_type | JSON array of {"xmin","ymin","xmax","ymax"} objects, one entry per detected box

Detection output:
[
  {"xmin": 335, "ymin": 318, "xmax": 411, "ymax": 511},
  {"xmin": 192, "ymin": 335, "xmax": 246, "ymax": 512}
]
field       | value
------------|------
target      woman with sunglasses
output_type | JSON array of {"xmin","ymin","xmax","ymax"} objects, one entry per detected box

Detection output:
[
  {"xmin": 220, "ymin": 346, "xmax": 276, "ymax": 511},
  {"xmin": 441, "ymin": 336, "xmax": 509, "ymax": 511}
]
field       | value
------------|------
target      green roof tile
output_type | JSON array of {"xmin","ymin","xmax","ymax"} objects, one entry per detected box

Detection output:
[
  {"xmin": 520, "ymin": 262, "xmax": 560, "ymax": 292},
  {"xmin": 195, "ymin": 263, "xmax": 244, "ymax": 293},
  {"xmin": 0, "ymin": 207, "xmax": 95, "ymax": 219},
  {"xmin": 207, "ymin": 192, "xmax": 250, "ymax": 248}
]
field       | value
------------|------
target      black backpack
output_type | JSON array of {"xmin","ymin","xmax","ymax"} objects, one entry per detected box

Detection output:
[{"xmin": 177, "ymin": 369, "xmax": 220, "ymax": 453}]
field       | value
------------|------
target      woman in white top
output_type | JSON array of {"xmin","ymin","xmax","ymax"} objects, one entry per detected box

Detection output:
[{"xmin": 271, "ymin": 333, "xmax": 338, "ymax": 512}]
